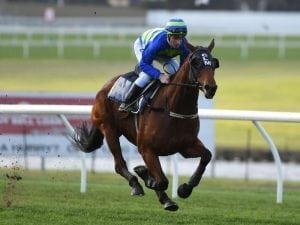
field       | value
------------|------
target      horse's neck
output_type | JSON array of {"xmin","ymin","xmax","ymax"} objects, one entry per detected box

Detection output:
[{"xmin": 164, "ymin": 62, "xmax": 199, "ymax": 114}]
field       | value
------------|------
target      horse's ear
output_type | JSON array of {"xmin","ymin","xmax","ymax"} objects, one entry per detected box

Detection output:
[
  {"xmin": 212, "ymin": 58, "xmax": 220, "ymax": 69},
  {"xmin": 207, "ymin": 39, "xmax": 215, "ymax": 52},
  {"xmin": 186, "ymin": 41, "xmax": 197, "ymax": 52}
]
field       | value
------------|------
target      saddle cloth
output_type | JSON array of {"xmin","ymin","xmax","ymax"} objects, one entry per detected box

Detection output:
[
  {"xmin": 107, "ymin": 71, "xmax": 138, "ymax": 104},
  {"xmin": 107, "ymin": 71, "xmax": 160, "ymax": 113}
]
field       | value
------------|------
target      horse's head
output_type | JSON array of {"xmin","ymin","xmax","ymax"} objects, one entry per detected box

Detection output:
[{"xmin": 188, "ymin": 39, "xmax": 219, "ymax": 99}]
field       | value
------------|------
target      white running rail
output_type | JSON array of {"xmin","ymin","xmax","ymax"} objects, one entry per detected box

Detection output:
[{"xmin": 1, "ymin": 104, "xmax": 300, "ymax": 203}]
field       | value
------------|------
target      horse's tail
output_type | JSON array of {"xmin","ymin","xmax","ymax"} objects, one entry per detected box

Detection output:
[{"xmin": 72, "ymin": 122, "xmax": 104, "ymax": 153}]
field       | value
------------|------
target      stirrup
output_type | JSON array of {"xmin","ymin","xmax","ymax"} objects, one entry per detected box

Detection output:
[
  {"xmin": 118, "ymin": 102, "xmax": 137, "ymax": 112},
  {"xmin": 118, "ymin": 103, "xmax": 127, "ymax": 111},
  {"xmin": 118, "ymin": 99, "xmax": 140, "ymax": 113}
]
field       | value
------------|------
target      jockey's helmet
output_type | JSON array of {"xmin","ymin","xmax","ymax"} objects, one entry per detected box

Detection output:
[{"xmin": 165, "ymin": 18, "xmax": 187, "ymax": 37}]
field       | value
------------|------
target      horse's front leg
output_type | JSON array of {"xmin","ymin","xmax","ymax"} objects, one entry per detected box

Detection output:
[
  {"xmin": 137, "ymin": 149, "xmax": 169, "ymax": 191},
  {"xmin": 177, "ymin": 139, "xmax": 212, "ymax": 199},
  {"xmin": 101, "ymin": 125, "xmax": 144, "ymax": 196},
  {"xmin": 134, "ymin": 165, "xmax": 178, "ymax": 211}
]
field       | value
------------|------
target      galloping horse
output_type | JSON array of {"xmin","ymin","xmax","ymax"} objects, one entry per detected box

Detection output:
[{"xmin": 73, "ymin": 39, "xmax": 219, "ymax": 211}]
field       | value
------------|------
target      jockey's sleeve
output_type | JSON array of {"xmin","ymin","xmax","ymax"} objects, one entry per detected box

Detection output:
[
  {"xmin": 139, "ymin": 60, "xmax": 161, "ymax": 79},
  {"xmin": 139, "ymin": 40, "xmax": 164, "ymax": 79}
]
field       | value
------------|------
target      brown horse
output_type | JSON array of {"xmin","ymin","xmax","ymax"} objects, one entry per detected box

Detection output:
[{"xmin": 73, "ymin": 39, "xmax": 219, "ymax": 211}]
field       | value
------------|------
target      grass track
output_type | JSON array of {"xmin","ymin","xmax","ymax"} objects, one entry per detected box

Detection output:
[
  {"xmin": 0, "ymin": 170, "xmax": 300, "ymax": 225},
  {"xmin": 0, "ymin": 60, "xmax": 130, "ymax": 92},
  {"xmin": 0, "ymin": 59, "xmax": 299, "ymax": 150}
]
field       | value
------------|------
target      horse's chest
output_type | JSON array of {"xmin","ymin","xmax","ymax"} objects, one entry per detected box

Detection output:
[{"xmin": 140, "ymin": 119, "xmax": 199, "ymax": 151}]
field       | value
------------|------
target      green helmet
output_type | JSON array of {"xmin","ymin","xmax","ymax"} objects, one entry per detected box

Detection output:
[{"xmin": 165, "ymin": 18, "xmax": 187, "ymax": 36}]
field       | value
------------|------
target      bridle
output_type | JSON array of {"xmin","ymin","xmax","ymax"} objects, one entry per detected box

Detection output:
[
  {"xmin": 161, "ymin": 47, "xmax": 217, "ymax": 119},
  {"xmin": 134, "ymin": 47, "xmax": 218, "ymax": 119},
  {"xmin": 164, "ymin": 47, "xmax": 215, "ymax": 90}
]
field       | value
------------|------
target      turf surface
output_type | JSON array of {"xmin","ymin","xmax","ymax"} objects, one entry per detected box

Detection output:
[
  {"xmin": 0, "ymin": 170, "xmax": 299, "ymax": 225},
  {"xmin": 1, "ymin": 59, "xmax": 299, "ymax": 151}
]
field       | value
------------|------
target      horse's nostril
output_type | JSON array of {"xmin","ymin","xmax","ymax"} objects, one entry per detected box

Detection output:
[{"xmin": 204, "ymin": 85, "xmax": 210, "ymax": 91}]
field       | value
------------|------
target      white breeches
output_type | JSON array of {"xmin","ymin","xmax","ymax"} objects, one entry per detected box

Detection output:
[{"xmin": 133, "ymin": 38, "xmax": 179, "ymax": 88}]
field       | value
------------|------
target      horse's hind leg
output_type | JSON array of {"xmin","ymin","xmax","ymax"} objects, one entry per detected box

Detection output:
[
  {"xmin": 134, "ymin": 165, "xmax": 178, "ymax": 211},
  {"xmin": 101, "ymin": 125, "xmax": 144, "ymax": 196},
  {"xmin": 177, "ymin": 140, "xmax": 212, "ymax": 199}
]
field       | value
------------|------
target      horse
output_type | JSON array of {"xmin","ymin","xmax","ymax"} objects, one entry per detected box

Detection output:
[{"xmin": 73, "ymin": 39, "xmax": 219, "ymax": 211}]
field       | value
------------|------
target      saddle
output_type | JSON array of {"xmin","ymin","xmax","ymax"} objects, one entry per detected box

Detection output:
[{"xmin": 108, "ymin": 69, "xmax": 160, "ymax": 114}]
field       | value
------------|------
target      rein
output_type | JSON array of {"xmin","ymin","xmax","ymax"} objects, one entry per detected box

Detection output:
[
  {"xmin": 149, "ymin": 53, "xmax": 204, "ymax": 119},
  {"xmin": 161, "ymin": 63, "xmax": 202, "ymax": 89},
  {"xmin": 164, "ymin": 82, "xmax": 202, "ymax": 89},
  {"xmin": 161, "ymin": 81, "xmax": 200, "ymax": 119},
  {"xmin": 161, "ymin": 49, "xmax": 205, "ymax": 89},
  {"xmin": 143, "ymin": 47, "xmax": 215, "ymax": 119}
]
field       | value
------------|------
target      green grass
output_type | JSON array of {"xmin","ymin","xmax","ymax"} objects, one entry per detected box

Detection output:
[
  {"xmin": 0, "ymin": 60, "xmax": 134, "ymax": 92},
  {"xmin": 214, "ymin": 60, "xmax": 300, "ymax": 150},
  {"xmin": 1, "ymin": 34, "xmax": 300, "ymax": 150},
  {"xmin": 1, "ymin": 34, "xmax": 300, "ymax": 60},
  {"xmin": 0, "ymin": 170, "xmax": 299, "ymax": 225},
  {"xmin": 1, "ymin": 58, "xmax": 299, "ymax": 151}
]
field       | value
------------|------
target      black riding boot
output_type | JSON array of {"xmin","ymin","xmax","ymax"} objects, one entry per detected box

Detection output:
[{"xmin": 119, "ymin": 84, "xmax": 143, "ymax": 112}]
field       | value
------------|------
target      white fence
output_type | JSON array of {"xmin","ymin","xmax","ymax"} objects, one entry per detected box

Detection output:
[
  {"xmin": 1, "ymin": 11, "xmax": 300, "ymax": 59},
  {"xmin": 1, "ymin": 104, "xmax": 300, "ymax": 203},
  {"xmin": 2, "ymin": 38, "xmax": 300, "ymax": 59},
  {"xmin": 1, "ymin": 26, "xmax": 300, "ymax": 59}
]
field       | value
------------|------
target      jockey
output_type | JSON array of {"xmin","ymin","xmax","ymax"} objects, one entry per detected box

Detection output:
[{"xmin": 121, "ymin": 18, "xmax": 191, "ymax": 109}]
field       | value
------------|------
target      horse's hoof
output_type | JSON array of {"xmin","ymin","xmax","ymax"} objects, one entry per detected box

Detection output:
[
  {"xmin": 131, "ymin": 183, "xmax": 145, "ymax": 196},
  {"xmin": 164, "ymin": 200, "xmax": 179, "ymax": 211},
  {"xmin": 177, "ymin": 183, "xmax": 193, "ymax": 199}
]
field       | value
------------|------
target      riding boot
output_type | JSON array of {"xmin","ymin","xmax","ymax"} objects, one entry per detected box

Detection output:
[{"xmin": 119, "ymin": 84, "xmax": 143, "ymax": 111}]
